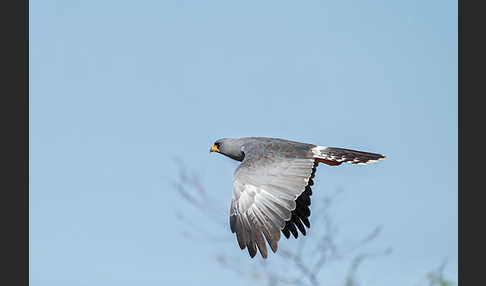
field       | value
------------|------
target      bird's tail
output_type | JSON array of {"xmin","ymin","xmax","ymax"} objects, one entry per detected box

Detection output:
[{"xmin": 311, "ymin": 146, "xmax": 385, "ymax": 166}]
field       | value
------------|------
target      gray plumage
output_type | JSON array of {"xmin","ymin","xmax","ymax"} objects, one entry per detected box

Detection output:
[{"xmin": 210, "ymin": 137, "xmax": 385, "ymax": 259}]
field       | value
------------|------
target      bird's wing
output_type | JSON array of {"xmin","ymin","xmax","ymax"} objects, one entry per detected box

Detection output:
[{"xmin": 230, "ymin": 146, "xmax": 315, "ymax": 259}]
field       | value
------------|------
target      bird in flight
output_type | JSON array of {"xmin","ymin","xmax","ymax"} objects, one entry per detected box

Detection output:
[{"xmin": 210, "ymin": 137, "xmax": 385, "ymax": 259}]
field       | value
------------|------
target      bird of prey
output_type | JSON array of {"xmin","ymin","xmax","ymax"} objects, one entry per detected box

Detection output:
[{"xmin": 210, "ymin": 137, "xmax": 385, "ymax": 259}]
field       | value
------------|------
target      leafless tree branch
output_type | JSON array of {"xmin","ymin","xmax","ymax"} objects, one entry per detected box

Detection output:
[{"xmin": 171, "ymin": 159, "xmax": 391, "ymax": 286}]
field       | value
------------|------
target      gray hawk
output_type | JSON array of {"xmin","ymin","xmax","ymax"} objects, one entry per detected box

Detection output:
[{"xmin": 209, "ymin": 137, "xmax": 385, "ymax": 259}]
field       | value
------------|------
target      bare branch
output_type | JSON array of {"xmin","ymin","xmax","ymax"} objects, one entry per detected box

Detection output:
[{"xmin": 170, "ymin": 160, "xmax": 391, "ymax": 286}]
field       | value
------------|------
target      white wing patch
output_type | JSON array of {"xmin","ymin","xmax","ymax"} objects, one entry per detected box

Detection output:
[{"xmin": 230, "ymin": 158, "xmax": 315, "ymax": 258}]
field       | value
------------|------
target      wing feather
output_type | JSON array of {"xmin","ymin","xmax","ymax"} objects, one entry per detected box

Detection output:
[
  {"xmin": 230, "ymin": 147, "xmax": 316, "ymax": 258},
  {"xmin": 252, "ymin": 207, "xmax": 279, "ymax": 252}
]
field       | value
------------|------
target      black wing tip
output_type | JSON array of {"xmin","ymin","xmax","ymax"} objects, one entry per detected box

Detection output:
[
  {"xmin": 248, "ymin": 250, "xmax": 257, "ymax": 258},
  {"xmin": 292, "ymin": 214, "xmax": 307, "ymax": 236},
  {"xmin": 282, "ymin": 228, "xmax": 291, "ymax": 239},
  {"xmin": 247, "ymin": 243, "xmax": 257, "ymax": 258},
  {"xmin": 280, "ymin": 164, "xmax": 316, "ymax": 239},
  {"xmin": 229, "ymin": 215, "xmax": 237, "ymax": 233},
  {"xmin": 300, "ymin": 216, "xmax": 310, "ymax": 228}
]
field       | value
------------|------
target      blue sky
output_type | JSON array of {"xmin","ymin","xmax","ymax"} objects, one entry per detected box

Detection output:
[{"xmin": 30, "ymin": 0, "xmax": 457, "ymax": 285}]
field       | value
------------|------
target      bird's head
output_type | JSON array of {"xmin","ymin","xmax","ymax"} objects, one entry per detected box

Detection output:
[{"xmin": 210, "ymin": 138, "xmax": 245, "ymax": 161}]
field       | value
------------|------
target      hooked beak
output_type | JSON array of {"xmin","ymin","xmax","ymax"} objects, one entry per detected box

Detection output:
[{"xmin": 210, "ymin": 144, "xmax": 219, "ymax": 153}]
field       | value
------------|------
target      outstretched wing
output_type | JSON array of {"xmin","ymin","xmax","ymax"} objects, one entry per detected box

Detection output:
[{"xmin": 230, "ymin": 146, "xmax": 315, "ymax": 259}]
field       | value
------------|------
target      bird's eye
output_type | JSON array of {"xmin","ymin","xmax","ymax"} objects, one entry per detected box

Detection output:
[{"xmin": 214, "ymin": 142, "xmax": 220, "ymax": 148}]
